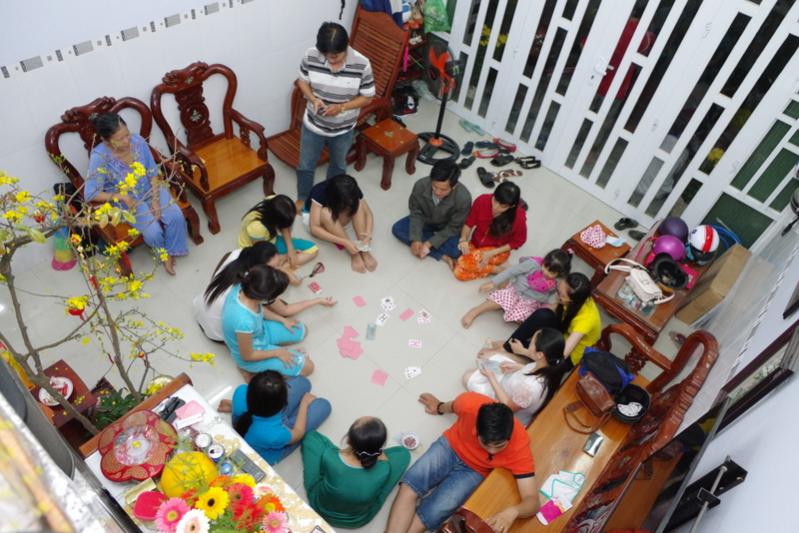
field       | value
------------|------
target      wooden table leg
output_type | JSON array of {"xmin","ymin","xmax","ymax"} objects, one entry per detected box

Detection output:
[
  {"xmin": 381, "ymin": 156, "xmax": 395, "ymax": 190},
  {"xmin": 354, "ymin": 136, "xmax": 367, "ymax": 172},
  {"xmin": 405, "ymin": 141, "xmax": 419, "ymax": 175}
]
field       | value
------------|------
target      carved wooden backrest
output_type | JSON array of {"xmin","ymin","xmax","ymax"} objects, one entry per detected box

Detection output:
[
  {"xmin": 350, "ymin": 7, "xmax": 408, "ymax": 100},
  {"xmin": 565, "ymin": 330, "xmax": 719, "ymax": 532},
  {"xmin": 44, "ymin": 96, "xmax": 153, "ymax": 194},
  {"xmin": 150, "ymin": 62, "xmax": 237, "ymax": 151}
]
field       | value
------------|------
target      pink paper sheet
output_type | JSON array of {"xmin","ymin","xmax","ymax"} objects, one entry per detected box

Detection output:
[
  {"xmin": 342, "ymin": 325, "xmax": 359, "ymax": 338},
  {"xmin": 353, "ymin": 295, "xmax": 367, "ymax": 307},
  {"xmin": 399, "ymin": 308, "xmax": 414, "ymax": 321},
  {"xmin": 371, "ymin": 369, "xmax": 388, "ymax": 386}
]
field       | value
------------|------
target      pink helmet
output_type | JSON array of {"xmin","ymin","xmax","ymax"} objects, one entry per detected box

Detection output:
[{"xmin": 651, "ymin": 235, "xmax": 686, "ymax": 262}]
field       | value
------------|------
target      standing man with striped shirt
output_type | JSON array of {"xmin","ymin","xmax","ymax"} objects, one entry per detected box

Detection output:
[{"xmin": 296, "ymin": 22, "xmax": 375, "ymax": 209}]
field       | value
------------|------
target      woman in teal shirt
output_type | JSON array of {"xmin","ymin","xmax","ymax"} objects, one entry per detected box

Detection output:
[{"xmin": 301, "ymin": 417, "xmax": 410, "ymax": 528}]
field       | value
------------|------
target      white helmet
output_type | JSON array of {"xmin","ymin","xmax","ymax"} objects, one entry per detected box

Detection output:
[{"xmin": 687, "ymin": 225, "xmax": 719, "ymax": 264}]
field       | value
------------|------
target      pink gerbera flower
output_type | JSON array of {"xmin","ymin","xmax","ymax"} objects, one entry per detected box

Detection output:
[
  {"xmin": 262, "ymin": 510, "xmax": 289, "ymax": 533},
  {"xmin": 227, "ymin": 483, "xmax": 255, "ymax": 507},
  {"xmin": 155, "ymin": 498, "xmax": 190, "ymax": 533}
]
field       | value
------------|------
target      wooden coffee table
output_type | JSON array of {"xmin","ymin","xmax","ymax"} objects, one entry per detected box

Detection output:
[
  {"xmin": 562, "ymin": 220, "xmax": 631, "ymax": 286},
  {"xmin": 354, "ymin": 118, "xmax": 419, "ymax": 190}
]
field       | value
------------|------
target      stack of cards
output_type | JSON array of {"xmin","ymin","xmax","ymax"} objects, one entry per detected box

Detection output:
[
  {"xmin": 417, "ymin": 309, "xmax": 432, "ymax": 325},
  {"xmin": 404, "ymin": 366, "xmax": 422, "ymax": 379},
  {"xmin": 308, "ymin": 281, "xmax": 322, "ymax": 294},
  {"xmin": 381, "ymin": 297, "xmax": 396, "ymax": 312}
]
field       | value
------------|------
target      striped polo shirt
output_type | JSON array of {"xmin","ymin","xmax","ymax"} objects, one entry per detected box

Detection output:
[{"xmin": 299, "ymin": 46, "xmax": 375, "ymax": 137}]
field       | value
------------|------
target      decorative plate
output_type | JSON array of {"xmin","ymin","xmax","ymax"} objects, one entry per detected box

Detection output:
[
  {"xmin": 38, "ymin": 376, "xmax": 74, "ymax": 406},
  {"xmin": 98, "ymin": 410, "xmax": 177, "ymax": 482}
]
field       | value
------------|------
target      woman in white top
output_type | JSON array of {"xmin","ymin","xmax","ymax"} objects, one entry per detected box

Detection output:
[
  {"xmin": 193, "ymin": 242, "xmax": 335, "ymax": 341},
  {"xmin": 463, "ymin": 327, "xmax": 567, "ymax": 426}
]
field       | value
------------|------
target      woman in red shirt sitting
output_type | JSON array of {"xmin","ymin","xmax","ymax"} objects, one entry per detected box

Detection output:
[{"xmin": 449, "ymin": 182, "xmax": 527, "ymax": 281}]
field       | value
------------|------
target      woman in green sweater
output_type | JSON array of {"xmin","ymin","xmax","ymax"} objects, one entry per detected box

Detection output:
[{"xmin": 301, "ymin": 417, "xmax": 410, "ymax": 528}]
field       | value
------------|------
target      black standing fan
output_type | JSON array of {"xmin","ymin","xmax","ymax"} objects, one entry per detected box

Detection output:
[{"xmin": 417, "ymin": 35, "xmax": 462, "ymax": 165}]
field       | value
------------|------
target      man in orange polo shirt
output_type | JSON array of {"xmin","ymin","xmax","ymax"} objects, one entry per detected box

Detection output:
[{"xmin": 386, "ymin": 391, "xmax": 537, "ymax": 533}]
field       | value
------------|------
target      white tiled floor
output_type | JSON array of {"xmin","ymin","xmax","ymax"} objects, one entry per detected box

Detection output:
[{"xmin": 0, "ymin": 99, "xmax": 693, "ymax": 532}]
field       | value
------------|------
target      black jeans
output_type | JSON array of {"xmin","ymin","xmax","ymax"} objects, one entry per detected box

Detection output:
[{"xmin": 503, "ymin": 309, "xmax": 575, "ymax": 373}]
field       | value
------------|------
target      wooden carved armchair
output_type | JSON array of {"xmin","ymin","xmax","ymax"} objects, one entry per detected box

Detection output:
[
  {"xmin": 150, "ymin": 62, "xmax": 275, "ymax": 234},
  {"xmin": 565, "ymin": 330, "xmax": 720, "ymax": 532},
  {"xmin": 267, "ymin": 7, "xmax": 409, "ymax": 169},
  {"xmin": 44, "ymin": 96, "xmax": 204, "ymax": 276}
]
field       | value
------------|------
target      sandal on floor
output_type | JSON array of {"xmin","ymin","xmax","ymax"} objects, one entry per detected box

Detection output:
[
  {"xmin": 459, "ymin": 119, "xmax": 487, "ymax": 135},
  {"xmin": 515, "ymin": 156, "xmax": 540, "ymax": 169},
  {"xmin": 475, "ymin": 140, "xmax": 498, "ymax": 150},
  {"xmin": 497, "ymin": 169, "xmax": 523, "ymax": 179},
  {"xmin": 459, "ymin": 156, "xmax": 476, "ymax": 169},
  {"xmin": 461, "ymin": 141, "xmax": 474, "ymax": 156},
  {"xmin": 628, "ymin": 229, "xmax": 646, "ymax": 241},
  {"xmin": 491, "ymin": 154, "xmax": 516, "ymax": 167},
  {"xmin": 474, "ymin": 147, "xmax": 501, "ymax": 159},
  {"xmin": 493, "ymin": 137, "xmax": 517, "ymax": 152},
  {"xmin": 477, "ymin": 167, "xmax": 496, "ymax": 188},
  {"xmin": 669, "ymin": 331, "xmax": 687, "ymax": 346},
  {"xmin": 614, "ymin": 217, "xmax": 639, "ymax": 231}
]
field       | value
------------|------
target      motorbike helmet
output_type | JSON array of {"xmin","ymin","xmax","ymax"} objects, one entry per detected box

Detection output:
[
  {"xmin": 658, "ymin": 216, "xmax": 689, "ymax": 242},
  {"xmin": 686, "ymin": 225, "xmax": 720, "ymax": 265},
  {"xmin": 651, "ymin": 235, "xmax": 686, "ymax": 262},
  {"xmin": 649, "ymin": 253, "xmax": 689, "ymax": 289}
]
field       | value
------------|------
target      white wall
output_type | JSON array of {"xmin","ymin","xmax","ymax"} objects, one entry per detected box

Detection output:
[
  {"xmin": 0, "ymin": 0, "xmax": 356, "ymax": 266},
  {"xmin": 674, "ymin": 223, "xmax": 799, "ymax": 532}
]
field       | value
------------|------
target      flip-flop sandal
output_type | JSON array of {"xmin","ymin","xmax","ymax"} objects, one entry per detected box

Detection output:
[
  {"xmin": 458, "ymin": 119, "xmax": 487, "ymax": 135},
  {"xmin": 475, "ymin": 141, "xmax": 498, "ymax": 150},
  {"xmin": 614, "ymin": 217, "xmax": 639, "ymax": 231},
  {"xmin": 474, "ymin": 148, "xmax": 501, "ymax": 159},
  {"xmin": 459, "ymin": 156, "xmax": 475, "ymax": 169},
  {"xmin": 493, "ymin": 137, "xmax": 517, "ymax": 153},
  {"xmin": 461, "ymin": 141, "xmax": 474, "ymax": 156},
  {"xmin": 477, "ymin": 167, "xmax": 496, "ymax": 188},
  {"xmin": 491, "ymin": 154, "xmax": 515, "ymax": 167},
  {"xmin": 515, "ymin": 157, "xmax": 540, "ymax": 169},
  {"xmin": 628, "ymin": 229, "xmax": 646, "ymax": 241},
  {"xmin": 497, "ymin": 169, "xmax": 523, "ymax": 179}
]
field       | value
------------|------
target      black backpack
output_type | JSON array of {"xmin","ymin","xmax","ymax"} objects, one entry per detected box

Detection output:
[{"xmin": 578, "ymin": 348, "xmax": 634, "ymax": 398}]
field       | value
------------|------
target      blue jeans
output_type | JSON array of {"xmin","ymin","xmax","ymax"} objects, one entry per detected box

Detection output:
[
  {"xmin": 401, "ymin": 436, "xmax": 484, "ymax": 529},
  {"xmin": 275, "ymin": 376, "xmax": 332, "ymax": 463},
  {"xmin": 297, "ymin": 124, "xmax": 355, "ymax": 201},
  {"xmin": 391, "ymin": 216, "xmax": 462, "ymax": 261}
]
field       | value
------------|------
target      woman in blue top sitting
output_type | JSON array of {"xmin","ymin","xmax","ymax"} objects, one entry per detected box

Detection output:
[
  {"xmin": 86, "ymin": 112, "xmax": 188, "ymax": 275},
  {"xmin": 219, "ymin": 370, "xmax": 331, "ymax": 465},
  {"xmin": 221, "ymin": 264, "xmax": 314, "ymax": 379}
]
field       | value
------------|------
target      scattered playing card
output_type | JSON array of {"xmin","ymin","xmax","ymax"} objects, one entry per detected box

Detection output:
[
  {"xmin": 399, "ymin": 308, "xmax": 415, "ymax": 321},
  {"xmin": 308, "ymin": 281, "xmax": 322, "ymax": 294},
  {"xmin": 337, "ymin": 338, "xmax": 363, "ymax": 360},
  {"xmin": 371, "ymin": 369, "xmax": 389, "ymax": 386},
  {"xmin": 342, "ymin": 325, "xmax": 359, "ymax": 339},
  {"xmin": 376, "ymin": 313, "xmax": 390, "ymax": 326},
  {"xmin": 380, "ymin": 296, "xmax": 396, "ymax": 312},
  {"xmin": 408, "ymin": 339, "xmax": 423, "ymax": 349},
  {"xmin": 404, "ymin": 366, "xmax": 422, "ymax": 379},
  {"xmin": 352, "ymin": 295, "xmax": 367, "ymax": 307},
  {"xmin": 417, "ymin": 309, "xmax": 432, "ymax": 324}
]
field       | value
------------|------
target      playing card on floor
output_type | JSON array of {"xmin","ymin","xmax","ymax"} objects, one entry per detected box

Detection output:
[
  {"xmin": 376, "ymin": 313, "xmax": 390, "ymax": 326},
  {"xmin": 380, "ymin": 296, "xmax": 396, "ymax": 312},
  {"xmin": 404, "ymin": 366, "xmax": 422, "ymax": 379},
  {"xmin": 308, "ymin": 281, "xmax": 322, "ymax": 294},
  {"xmin": 417, "ymin": 309, "xmax": 432, "ymax": 324},
  {"xmin": 408, "ymin": 339, "xmax": 422, "ymax": 349}
]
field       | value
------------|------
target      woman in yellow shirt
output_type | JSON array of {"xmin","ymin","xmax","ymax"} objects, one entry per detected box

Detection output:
[
  {"xmin": 238, "ymin": 195, "xmax": 318, "ymax": 269},
  {"xmin": 485, "ymin": 273, "xmax": 601, "ymax": 371}
]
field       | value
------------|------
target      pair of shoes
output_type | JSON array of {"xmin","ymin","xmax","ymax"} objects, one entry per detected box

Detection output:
[
  {"xmin": 614, "ymin": 217, "xmax": 639, "ymax": 231},
  {"xmin": 491, "ymin": 154, "xmax": 515, "ymax": 167},
  {"xmin": 495, "ymin": 169, "xmax": 523, "ymax": 182},
  {"xmin": 461, "ymin": 141, "xmax": 474, "ymax": 156},
  {"xmin": 459, "ymin": 156, "xmax": 475, "ymax": 169},
  {"xmin": 515, "ymin": 156, "xmax": 540, "ymax": 169},
  {"xmin": 492, "ymin": 137, "xmax": 517, "ymax": 152},
  {"xmin": 477, "ymin": 167, "xmax": 495, "ymax": 188},
  {"xmin": 458, "ymin": 119, "xmax": 487, "ymax": 135}
]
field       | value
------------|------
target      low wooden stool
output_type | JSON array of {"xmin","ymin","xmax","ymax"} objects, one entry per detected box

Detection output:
[
  {"xmin": 354, "ymin": 119, "xmax": 419, "ymax": 190},
  {"xmin": 562, "ymin": 220, "xmax": 631, "ymax": 286}
]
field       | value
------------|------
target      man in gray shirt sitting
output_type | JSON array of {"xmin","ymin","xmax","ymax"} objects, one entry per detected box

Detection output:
[{"xmin": 392, "ymin": 160, "xmax": 472, "ymax": 262}]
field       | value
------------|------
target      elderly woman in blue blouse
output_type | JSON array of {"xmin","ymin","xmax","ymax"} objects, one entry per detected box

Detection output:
[{"xmin": 86, "ymin": 112, "xmax": 188, "ymax": 275}]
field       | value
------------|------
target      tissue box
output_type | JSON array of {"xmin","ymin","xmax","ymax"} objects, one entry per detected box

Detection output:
[{"xmin": 676, "ymin": 244, "xmax": 750, "ymax": 324}]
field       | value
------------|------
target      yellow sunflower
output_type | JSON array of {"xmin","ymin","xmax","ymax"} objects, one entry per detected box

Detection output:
[
  {"xmin": 194, "ymin": 486, "xmax": 229, "ymax": 520},
  {"xmin": 230, "ymin": 473, "xmax": 256, "ymax": 488}
]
